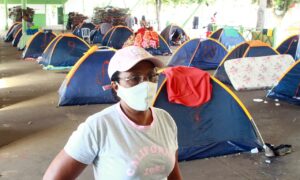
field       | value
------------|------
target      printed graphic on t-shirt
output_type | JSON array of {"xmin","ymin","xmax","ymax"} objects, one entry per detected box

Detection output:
[{"xmin": 126, "ymin": 144, "xmax": 175, "ymax": 178}]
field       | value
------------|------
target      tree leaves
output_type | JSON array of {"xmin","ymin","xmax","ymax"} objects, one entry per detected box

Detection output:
[{"xmin": 148, "ymin": 0, "xmax": 214, "ymax": 5}]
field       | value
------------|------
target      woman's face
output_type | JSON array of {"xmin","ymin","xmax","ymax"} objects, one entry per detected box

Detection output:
[{"xmin": 116, "ymin": 61, "xmax": 157, "ymax": 88}]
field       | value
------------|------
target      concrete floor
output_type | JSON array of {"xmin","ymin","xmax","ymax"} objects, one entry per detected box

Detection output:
[{"xmin": 0, "ymin": 40, "xmax": 300, "ymax": 180}]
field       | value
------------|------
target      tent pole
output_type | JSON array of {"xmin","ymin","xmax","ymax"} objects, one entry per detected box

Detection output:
[
  {"xmin": 44, "ymin": 0, "xmax": 47, "ymax": 27},
  {"xmin": 45, "ymin": 2, "xmax": 47, "ymax": 28},
  {"xmin": 18, "ymin": 0, "xmax": 28, "ymax": 49},
  {"xmin": 4, "ymin": 0, "xmax": 8, "ymax": 30},
  {"xmin": 155, "ymin": 0, "xmax": 161, "ymax": 31}
]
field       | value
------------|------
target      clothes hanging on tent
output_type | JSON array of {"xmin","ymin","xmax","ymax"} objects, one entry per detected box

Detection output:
[
  {"xmin": 163, "ymin": 66, "xmax": 212, "ymax": 107},
  {"xmin": 122, "ymin": 27, "xmax": 171, "ymax": 56},
  {"xmin": 133, "ymin": 28, "xmax": 159, "ymax": 49}
]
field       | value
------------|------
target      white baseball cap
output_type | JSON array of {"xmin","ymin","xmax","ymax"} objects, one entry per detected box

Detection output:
[{"xmin": 108, "ymin": 46, "xmax": 164, "ymax": 79}]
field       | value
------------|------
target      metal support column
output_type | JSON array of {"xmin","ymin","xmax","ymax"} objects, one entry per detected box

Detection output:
[
  {"xmin": 45, "ymin": 2, "xmax": 47, "ymax": 27},
  {"xmin": 21, "ymin": 0, "xmax": 28, "ymax": 34},
  {"xmin": 4, "ymin": 0, "xmax": 8, "ymax": 30},
  {"xmin": 82, "ymin": 0, "xmax": 85, "ymax": 14}
]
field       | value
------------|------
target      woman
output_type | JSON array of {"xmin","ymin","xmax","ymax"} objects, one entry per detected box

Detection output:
[
  {"xmin": 43, "ymin": 46, "xmax": 182, "ymax": 180},
  {"xmin": 140, "ymin": 15, "xmax": 147, "ymax": 28}
]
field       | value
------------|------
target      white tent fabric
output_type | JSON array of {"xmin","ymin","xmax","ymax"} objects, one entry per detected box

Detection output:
[{"xmin": 224, "ymin": 54, "xmax": 295, "ymax": 91}]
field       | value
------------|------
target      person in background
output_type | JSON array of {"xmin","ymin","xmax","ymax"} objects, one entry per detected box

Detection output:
[
  {"xmin": 134, "ymin": 16, "xmax": 138, "ymax": 25},
  {"xmin": 100, "ymin": 22, "xmax": 112, "ymax": 35},
  {"xmin": 84, "ymin": 17, "xmax": 92, "ymax": 23},
  {"xmin": 170, "ymin": 29, "xmax": 185, "ymax": 46},
  {"xmin": 206, "ymin": 12, "xmax": 217, "ymax": 37},
  {"xmin": 125, "ymin": 13, "xmax": 135, "ymax": 30},
  {"xmin": 193, "ymin": 16, "xmax": 199, "ymax": 29},
  {"xmin": 140, "ymin": 15, "xmax": 148, "ymax": 28},
  {"xmin": 43, "ymin": 46, "xmax": 182, "ymax": 180}
]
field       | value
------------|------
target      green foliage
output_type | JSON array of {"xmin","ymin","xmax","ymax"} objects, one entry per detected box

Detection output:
[
  {"xmin": 273, "ymin": 0, "xmax": 300, "ymax": 13},
  {"xmin": 148, "ymin": 0, "xmax": 214, "ymax": 5},
  {"xmin": 0, "ymin": 0, "xmax": 67, "ymax": 4},
  {"xmin": 251, "ymin": 0, "xmax": 273, "ymax": 8},
  {"xmin": 251, "ymin": 0, "xmax": 300, "ymax": 11}
]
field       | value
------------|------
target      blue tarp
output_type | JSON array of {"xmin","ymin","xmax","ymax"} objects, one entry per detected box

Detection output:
[{"xmin": 26, "ymin": 28, "xmax": 39, "ymax": 35}]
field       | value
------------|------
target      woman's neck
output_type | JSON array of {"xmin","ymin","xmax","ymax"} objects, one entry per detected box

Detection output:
[{"xmin": 119, "ymin": 101, "xmax": 153, "ymax": 126}]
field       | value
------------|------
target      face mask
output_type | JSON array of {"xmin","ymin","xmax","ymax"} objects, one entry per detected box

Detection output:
[{"xmin": 116, "ymin": 82, "xmax": 158, "ymax": 111}]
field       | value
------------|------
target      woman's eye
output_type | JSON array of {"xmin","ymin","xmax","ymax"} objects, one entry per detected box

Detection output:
[{"xmin": 132, "ymin": 76, "xmax": 141, "ymax": 82}]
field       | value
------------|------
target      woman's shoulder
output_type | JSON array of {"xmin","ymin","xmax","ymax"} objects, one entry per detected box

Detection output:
[
  {"xmin": 85, "ymin": 104, "xmax": 119, "ymax": 125},
  {"xmin": 152, "ymin": 107, "xmax": 175, "ymax": 123},
  {"xmin": 152, "ymin": 107, "xmax": 177, "ymax": 132},
  {"xmin": 152, "ymin": 107, "xmax": 170, "ymax": 115}
]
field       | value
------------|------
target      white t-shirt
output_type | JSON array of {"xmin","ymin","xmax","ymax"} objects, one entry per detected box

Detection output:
[{"xmin": 64, "ymin": 103, "xmax": 178, "ymax": 180}]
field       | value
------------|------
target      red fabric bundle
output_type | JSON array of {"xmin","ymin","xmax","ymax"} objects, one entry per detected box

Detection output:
[
  {"xmin": 133, "ymin": 28, "xmax": 159, "ymax": 49},
  {"xmin": 163, "ymin": 66, "xmax": 212, "ymax": 107}
]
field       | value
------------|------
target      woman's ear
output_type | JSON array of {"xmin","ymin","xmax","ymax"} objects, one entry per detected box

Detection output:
[{"xmin": 111, "ymin": 81, "xmax": 118, "ymax": 91}]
